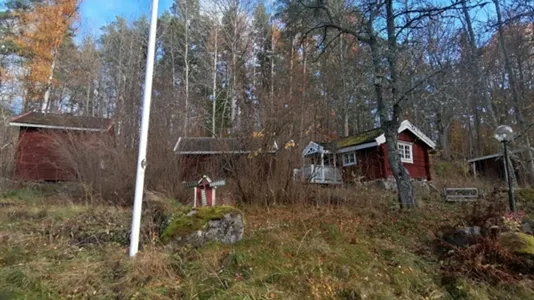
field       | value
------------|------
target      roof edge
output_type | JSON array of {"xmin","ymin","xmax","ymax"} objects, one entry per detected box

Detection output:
[
  {"xmin": 173, "ymin": 136, "xmax": 280, "ymax": 154},
  {"xmin": 375, "ymin": 120, "xmax": 436, "ymax": 149},
  {"xmin": 9, "ymin": 111, "xmax": 33, "ymax": 123},
  {"xmin": 8, "ymin": 122, "xmax": 109, "ymax": 132}
]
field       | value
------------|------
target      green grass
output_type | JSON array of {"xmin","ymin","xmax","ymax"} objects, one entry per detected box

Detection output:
[
  {"xmin": 1, "ymin": 187, "xmax": 533, "ymax": 299},
  {"xmin": 0, "ymin": 187, "xmax": 41, "ymax": 203}
]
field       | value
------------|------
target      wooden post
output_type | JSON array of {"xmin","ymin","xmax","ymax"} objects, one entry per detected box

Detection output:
[
  {"xmin": 471, "ymin": 162, "xmax": 477, "ymax": 178},
  {"xmin": 503, "ymin": 156, "xmax": 509, "ymax": 184},
  {"xmin": 193, "ymin": 187, "xmax": 198, "ymax": 207},
  {"xmin": 320, "ymin": 151, "xmax": 325, "ymax": 183}
]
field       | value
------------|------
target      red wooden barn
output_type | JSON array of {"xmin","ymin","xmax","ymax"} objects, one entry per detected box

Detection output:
[
  {"xmin": 173, "ymin": 136, "xmax": 279, "ymax": 181},
  {"xmin": 9, "ymin": 112, "xmax": 114, "ymax": 182},
  {"xmin": 298, "ymin": 120, "xmax": 436, "ymax": 184}
]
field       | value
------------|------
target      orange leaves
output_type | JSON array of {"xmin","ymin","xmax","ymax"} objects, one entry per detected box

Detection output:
[{"xmin": 12, "ymin": 0, "xmax": 81, "ymax": 100}]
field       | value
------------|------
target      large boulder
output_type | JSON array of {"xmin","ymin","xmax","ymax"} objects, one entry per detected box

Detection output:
[{"xmin": 161, "ymin": 205, "xmax": 245, "ymax": 248}]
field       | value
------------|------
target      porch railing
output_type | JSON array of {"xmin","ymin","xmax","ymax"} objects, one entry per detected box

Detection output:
[{"xmin": 293, "ymin": 164, "xmax": 342, "ymax": 184}]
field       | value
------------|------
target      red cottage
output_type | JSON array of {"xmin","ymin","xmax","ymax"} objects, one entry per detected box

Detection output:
[
  {"xmin": 297, "ymin": 120, "xmax": 436, "ymax": 185},
  {"xmin": 9, "ymin": 112, "xmax": 114, "ymax": 182}
]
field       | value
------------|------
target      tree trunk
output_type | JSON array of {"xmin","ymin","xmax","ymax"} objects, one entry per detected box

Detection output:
[
  {"xmin": 299, "ymin": 43, "xmax": 307, "ymax": 142},
  {"xmin": 493, "ymin": 0, "xmax": 534, "ymax": 185},
  {"xmin": 41, "ymin": 55, "xmax": 57, "ymax": 113},
  {"xmin": 85, "ymin": 81, "xmax": 91, "ymax": 116},
  {"xmin": 339, "ymin": 37, "xmax": 349, "ymax": 137},
  {"xmin": 436, "ymin": 111, "xmax": 451, "ymax": 160},
  {"xmin": 459, "ymin": 0, "xmax": 502, "ymax": 157},
  {"xmin": 270, "ymin": 0, "xmax": 275, "ymax": 117},
  {"xmin": 184, "ymin": 0, "xmax": 190, "ymax": 136},
  {"xmin": 289, "ymin": 36, "xmax": 294, "ymax": 110},
  {"xmin": 212, "ymin": 24, "xmax": 218, "ymax": 137},
  {"xmin": 385, "ymin": 0, "xmax": 415, "ymax": 208},
  {"xmin": 230, "ymin": 8, "xmax": 240, "ymax": 132}
]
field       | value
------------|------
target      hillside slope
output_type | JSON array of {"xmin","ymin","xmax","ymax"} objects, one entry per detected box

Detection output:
[{"xmin": 1, "ymin": 186, "xmax": 534, "ymax": 299}]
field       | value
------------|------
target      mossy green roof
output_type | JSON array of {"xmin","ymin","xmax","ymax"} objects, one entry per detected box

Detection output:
[{"xmin": 334, "ymin": 128, "xmax": 383, "ymax": 149}]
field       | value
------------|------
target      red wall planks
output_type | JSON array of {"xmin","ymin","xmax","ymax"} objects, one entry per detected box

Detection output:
[
  {"xmin": 14, "ymin": 128, "xmax": 113, "ymax": 182},
  {"xmin": 382, "ymin": 131, "xmax": 431, "ymax": 180}
]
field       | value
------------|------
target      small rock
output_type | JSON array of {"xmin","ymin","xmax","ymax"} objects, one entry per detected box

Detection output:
[
  {"xmin": 339, "ymin": 265, "xmax": 351, "ymax": 280},
  {"xmin": 523, "ymin": 221, "xmax": 534, "ymax": 235},
  {"xmin": 442, "ymin": 226, "xmax": 482, "ymax": 247},
  {"xmin": 370, "ymin": 178, "xmax": 398, "ymax": 190}
]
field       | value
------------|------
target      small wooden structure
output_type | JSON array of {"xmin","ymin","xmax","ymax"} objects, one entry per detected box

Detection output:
[
  {"xmin": 296, "ymin": 120, "xmax": 436, "ymax": 185},
  {"xmin": 468, "ymin": 151, "xmax": 523, "ymax": 183},
  {"xmin": 443, "ymin": 188, "xmax": 479, "ymax": 202},
  {"xmin": 173, "ymin": 137, "xmax": 279, "ymax": 181},
  {"xmin": 9, "ymin": 112, "xmax": 114, "ymax": 182},
  {"xmin": 184, "ymin": 175, "xmax": 226, "ymax": 207}
]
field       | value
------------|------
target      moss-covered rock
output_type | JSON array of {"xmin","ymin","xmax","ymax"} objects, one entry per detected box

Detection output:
[
  {"xmin": 161, "ymin": 205, "xmax": 245, "ymax": 247},
  {"xmin": 499, "ymin": 232, "xmax": 534, "ymax": 256}
]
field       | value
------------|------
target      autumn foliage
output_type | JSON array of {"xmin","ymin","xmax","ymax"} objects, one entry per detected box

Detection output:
[{"xmin": 12, "ymin": 0, "xmax": 80, "ymax": 103}]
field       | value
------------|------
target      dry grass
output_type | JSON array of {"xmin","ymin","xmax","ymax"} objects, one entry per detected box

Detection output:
[{"xmin": 1, "ymin": 183, "xmax": 534, "ymax": 300}]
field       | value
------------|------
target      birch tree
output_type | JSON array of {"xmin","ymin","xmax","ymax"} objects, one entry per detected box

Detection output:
[{"xmin": 11, "ymin": 0, "xmax": 80, "ymax": 112}]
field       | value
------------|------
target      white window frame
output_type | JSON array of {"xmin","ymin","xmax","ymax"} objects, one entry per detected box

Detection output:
[
  {"xmin": 397, "ymin": 141, "xmax": 413, "ymax": 164},
  {"xmin": 342, "ymin": 152, "xmax": 357, "ymax": 166}
]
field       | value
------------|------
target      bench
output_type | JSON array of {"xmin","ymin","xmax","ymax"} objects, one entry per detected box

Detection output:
[{"xmin": 443, "ymin": 188, "xmax": 479, "ymax": 202}]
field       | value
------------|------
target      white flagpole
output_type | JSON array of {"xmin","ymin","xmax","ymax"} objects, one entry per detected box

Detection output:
[{"xmin": 129, "ymin": 0, "xmax": 160, "ymax": 257}]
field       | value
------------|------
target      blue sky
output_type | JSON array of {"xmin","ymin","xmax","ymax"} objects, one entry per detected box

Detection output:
[{"xmin": 78, "ymin": 0, "xmax": 174, "ymax": 37}]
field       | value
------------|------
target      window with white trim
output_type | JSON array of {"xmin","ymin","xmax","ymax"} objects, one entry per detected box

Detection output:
[
  {"xmin": 397, "ymin": 142, "xmax": 413, "ymax": 164},
  {"xmin": 342, "ymin": 152, "xmax": 357, "ymax": 166}
]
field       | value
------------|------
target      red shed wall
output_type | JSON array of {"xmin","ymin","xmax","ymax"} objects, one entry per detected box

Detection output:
[
  {"xmin": 178, "ymin": 153, "xmax": 276, "ymax": 182},
  {"xmin": 15, "ymin": 129, "xmax": 74, "ymax": 181},
  {"xmin": 382, "ymin": 131, "xmax": 431, "ymax": 180},
  {"xmin": 341, "ymin": 147, "xmax": 385, "ymax": 182},
  {"xmin": 14, "ymin": 128, "xmax": 114, "ymax": 182}
]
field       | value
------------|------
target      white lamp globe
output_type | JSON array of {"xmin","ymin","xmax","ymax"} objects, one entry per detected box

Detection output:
[{"xmin": 494, "ymin": 125, "xmax": 514, "ymax": 142}]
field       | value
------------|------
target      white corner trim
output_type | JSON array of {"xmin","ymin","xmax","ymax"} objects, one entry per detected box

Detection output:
[
  {"xmin": 399, "ymin": 120, "xmax": 436, "ymax": 149},
  {"xmin": 374, "ymin": 120, "xmax": 436, "ymax": 149},
  {"xmin": 375, "ymin": 134, "xmax": 386, "ymax": 145},
  {"xmin": 302, "ymin": 141, "xmax": 324, "ymax": 157},
  {"xmin": 199, "ymin": 175, "xmax": 212, "ymax": 184},
  {"xmin": 173, "ymin": 137, "xmax": 183, "ymax": 152}
]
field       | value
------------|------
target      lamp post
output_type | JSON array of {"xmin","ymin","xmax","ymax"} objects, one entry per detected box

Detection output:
[{"xmin": 494, "ymin": 125, "xmax": 516, "ymax": 212}]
